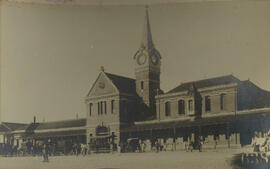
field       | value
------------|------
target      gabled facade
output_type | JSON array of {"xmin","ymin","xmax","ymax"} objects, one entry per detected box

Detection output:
[{"xmin": 85, "ymin": 70, "xmax": 139, "ymax": 149}]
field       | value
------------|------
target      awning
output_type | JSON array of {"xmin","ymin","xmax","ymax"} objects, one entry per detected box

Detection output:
[
  {"xmin": 27, "ymin": 129, "xmax": 86, "ymax": 139},
  {"xmin": 90, "ymin": 135, "xmax": 112, "ymax": 139},
  {"xmin": 121, "ymin": 111, "xmax": 270, "ymax": 132}
]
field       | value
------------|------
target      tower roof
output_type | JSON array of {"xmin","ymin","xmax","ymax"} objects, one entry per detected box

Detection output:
[
  {"xmin": 141, "ymin": 6, "xmax": 154, "ymax": 50},
  {"xmin": 134, "ymin": 6, "xmax": 161, "ymax": 60}
]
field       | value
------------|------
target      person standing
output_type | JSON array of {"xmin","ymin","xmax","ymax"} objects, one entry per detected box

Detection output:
[
  {"xmin": 155, "ymin": 140, "xmax": 159, "ymax": 153},
  {"xmin": 42, "ymin": 144, "xmax": 49, "ymax": 162}
]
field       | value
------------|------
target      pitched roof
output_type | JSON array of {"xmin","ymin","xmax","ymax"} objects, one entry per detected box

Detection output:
[
  {"xmin": 105, "ymin": 72, "xmax": 137, "ymax": 95},
  {"xmin": 35, "ymin": 118, "xmax": 86, "ymax": 130},
  {"xmin": 240, "ymin": 80, "xmax": 270, "ymax": 108},
  {"xmin": 1, "ymin": 122, "xmax": 28, "ymax": 131},
  {"xmin": 167, "ymin": 75, "xmax": 240, "ymax": 94},
  {"xmin": 0, "ymin": 124, "xmax": 9, "ymax": 132}
]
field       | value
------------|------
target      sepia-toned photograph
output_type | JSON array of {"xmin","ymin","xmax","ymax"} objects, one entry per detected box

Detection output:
[{"xmin": 0, "ymin": 0, "xmax": 270, "ymax": 168}]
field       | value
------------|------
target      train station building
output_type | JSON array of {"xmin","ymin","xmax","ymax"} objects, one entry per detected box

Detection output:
[
  {"xmin": 1, "ymin": 7, "xmax": 270, "ymax": 154},
  {"xmin": 84, "ymin": 7, "xmax": 270, "ymax": 152}
]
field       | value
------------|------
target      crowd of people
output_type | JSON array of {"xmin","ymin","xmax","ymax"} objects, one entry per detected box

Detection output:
[
  {"xmin": 0, "ymin": 137, "xmax": 205, "ymax": 163},
  {"xmin": 0, "ymin": 141, "xmax": 89, "ymax": 158},
  {"xmin": 0, "ymin": 143, "xmax": 19, "ymax": 157}
]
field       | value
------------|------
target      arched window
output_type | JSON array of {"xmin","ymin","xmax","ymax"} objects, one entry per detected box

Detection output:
[
  {"xmin": 165, "ymin": 101, "xmax": 171, "ymax": 116},
  {"xmin": 89, "ymin": 103, "xmax": 93, "ymax": 116},
  {"xmin": 96, "ymin": 126, "xmax": 109, "ymax": 136},
  {"xmin": 220, "ymin": 94, "xmax": 225, "ymax": 110},
  {"xmin": 178, "ymin": 100, "xmax": 185, "ymax": 115}
]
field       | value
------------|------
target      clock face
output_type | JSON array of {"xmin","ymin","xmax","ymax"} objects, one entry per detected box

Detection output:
[
  {"xmin": 98, "ymin": 82, "xmax": 105, "ymax": 89},
  {"xmin": 137, "ymin": 54, "xmax": 147, "ymax": 65},
  {"xmin": 151, "ymin": 55, "xmax": 159, "ymax": 65}
]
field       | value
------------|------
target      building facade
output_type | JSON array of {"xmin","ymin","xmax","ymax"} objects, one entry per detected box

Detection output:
[{"xmin": 85, "ymin": 7, "xmax": 270, "ymax": 152}]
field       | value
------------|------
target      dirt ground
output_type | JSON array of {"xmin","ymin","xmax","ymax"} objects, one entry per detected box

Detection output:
[{"xmin": 0, "ymin": 150, "xmax": 242, "ymax": 169}]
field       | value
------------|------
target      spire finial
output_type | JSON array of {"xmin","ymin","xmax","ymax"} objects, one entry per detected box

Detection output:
[
  {"xmin": 141, "ymin": 5, "xmax": 154, "ymax": 50},
  {"xmin": 100, "ymin": 66, "xmax": 105, "ymax": 72}
]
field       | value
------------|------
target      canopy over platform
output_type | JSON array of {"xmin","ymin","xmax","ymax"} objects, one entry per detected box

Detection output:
[{"xmin": 122, "ymin": 108, "xmax": 270, "ymax": 132}]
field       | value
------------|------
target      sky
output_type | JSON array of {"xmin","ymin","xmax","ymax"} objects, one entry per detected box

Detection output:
[{"xmin": 1, "ymin": 1, "xmax": 270, "ymax": 123}]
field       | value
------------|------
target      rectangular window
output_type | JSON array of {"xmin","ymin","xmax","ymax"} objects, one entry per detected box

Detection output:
[
  {"xmin": 98, "ymin": 102, "xmax": 100, "ymax": 115},
  {"xmin": 111, "ymin": 100, "xmax": 115, "ymax": 114},
  {"xmin": 165, "ymin": 102, "xmax": 171, "ymax": 116},
  {"xmin": 205, "ymin": 96, "xmax": 211, "ymax": 112},
  {"xmin": 141, "ymin": 81, "xmax": 144, "ymax": 90},
  {"xmin": 89, "ymin": 103, "xmax": 93, "ymax": 116},
  {"xmin": 100, "ymin": 102, "xmax": 103, "ymax": 115},
  {"xmin": 178, "ymin": 100, "xmax": 185, "ymax": 115},
  {"xmin": 220, "ymin": 94, "xmax": 225, "ymax": 110},
  {"xmin": 104, "ymin": 101, "xmax": 107, "ymax": 114},
  {"xmin": 188, "ymin": 100, "xmax": 193, "ymax": 112}
]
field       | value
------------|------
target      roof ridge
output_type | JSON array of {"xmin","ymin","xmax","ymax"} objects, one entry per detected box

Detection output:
[
  {"xmin": 38, "ymin": 118, "xmax": 86, "ymax": 124},
  {"xmin": 2, "ymin": 122, "xmax": 28, "ymax": 125},
  {"xmin": 105, "ymin": 72, "xmax": 135, "ymax": 81},
  {"xmin": 181, "ymin": 74, "xmax": 237, "ymax": 85},
  {"xmin": 167, "ymin": 74, "xmax": 240, "ymax": 94}
]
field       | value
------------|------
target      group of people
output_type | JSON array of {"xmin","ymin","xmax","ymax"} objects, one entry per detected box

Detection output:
[
  {"xmin": 121, "ymin": 138, "xmax": 204, "ymax": 153},
  {"xmin": 0, "ymin": 143, "xmax": 19, "ymax": 156},
  {"xmin": 71, "ymin": 143, "xmax": 88, "ymax": 156}
]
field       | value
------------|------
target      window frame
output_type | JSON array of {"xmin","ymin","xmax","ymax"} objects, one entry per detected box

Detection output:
[
  {"xmin": 178, "ymin": 99, "xmax": 185, "ymax": 115},
  {"xmin": 165, "ymin": 101, "xmax": 171, "ymax": 116},
  {"xmin": 205, "ymin": 96, "xmax": 211, "ymax": 112},
  {"xmin": 89, "ymin": 103, "xmax": 93, "ymax": 116},
  {"xmin": 111, "ymin": 100, "xmax": 115, "ymax": 114},
  {"xmin": 220, "ymin": 94, "xmax": 225, "ymax": 111},
  {"xmin": 188, "ymin": 100, "xmax": 193, "ymax": 112},
  {"xmin": 104, "ymin": 101, "xmax": 107, "ymax": 114}
]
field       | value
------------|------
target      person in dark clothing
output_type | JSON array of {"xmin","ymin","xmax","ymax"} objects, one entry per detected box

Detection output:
[
  {"xmin": 42, "ymin": 144, "xmax": 49, "ymax": 162},
  {"xmin": 155, "ymin": 141, "xmax": 159, "ymax": 153}
]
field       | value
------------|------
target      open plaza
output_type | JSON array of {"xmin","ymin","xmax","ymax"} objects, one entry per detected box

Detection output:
[{"xmin": 0, "ymin": 150, "xmax": 241, "ymax": 169}]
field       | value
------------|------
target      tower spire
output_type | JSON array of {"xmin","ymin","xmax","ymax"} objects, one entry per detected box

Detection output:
[{"xmin": 141, "ymin": 6, "xmax": 154, "ymax": 50}]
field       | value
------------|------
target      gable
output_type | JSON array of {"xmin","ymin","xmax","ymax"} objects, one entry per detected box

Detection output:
[{"xmin": 87, "ymin": 72, "xmax": 119, "ymax": 98}]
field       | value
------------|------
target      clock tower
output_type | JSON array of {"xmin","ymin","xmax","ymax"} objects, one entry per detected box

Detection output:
[{"xmin": 133, "ymin": 6, "xmax": 161, "ymax": 118}]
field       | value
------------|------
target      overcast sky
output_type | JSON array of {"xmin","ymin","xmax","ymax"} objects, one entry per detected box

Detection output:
[{"xmin": 1, "ymin": 1, "xmax": 270, "ymax": 123}]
